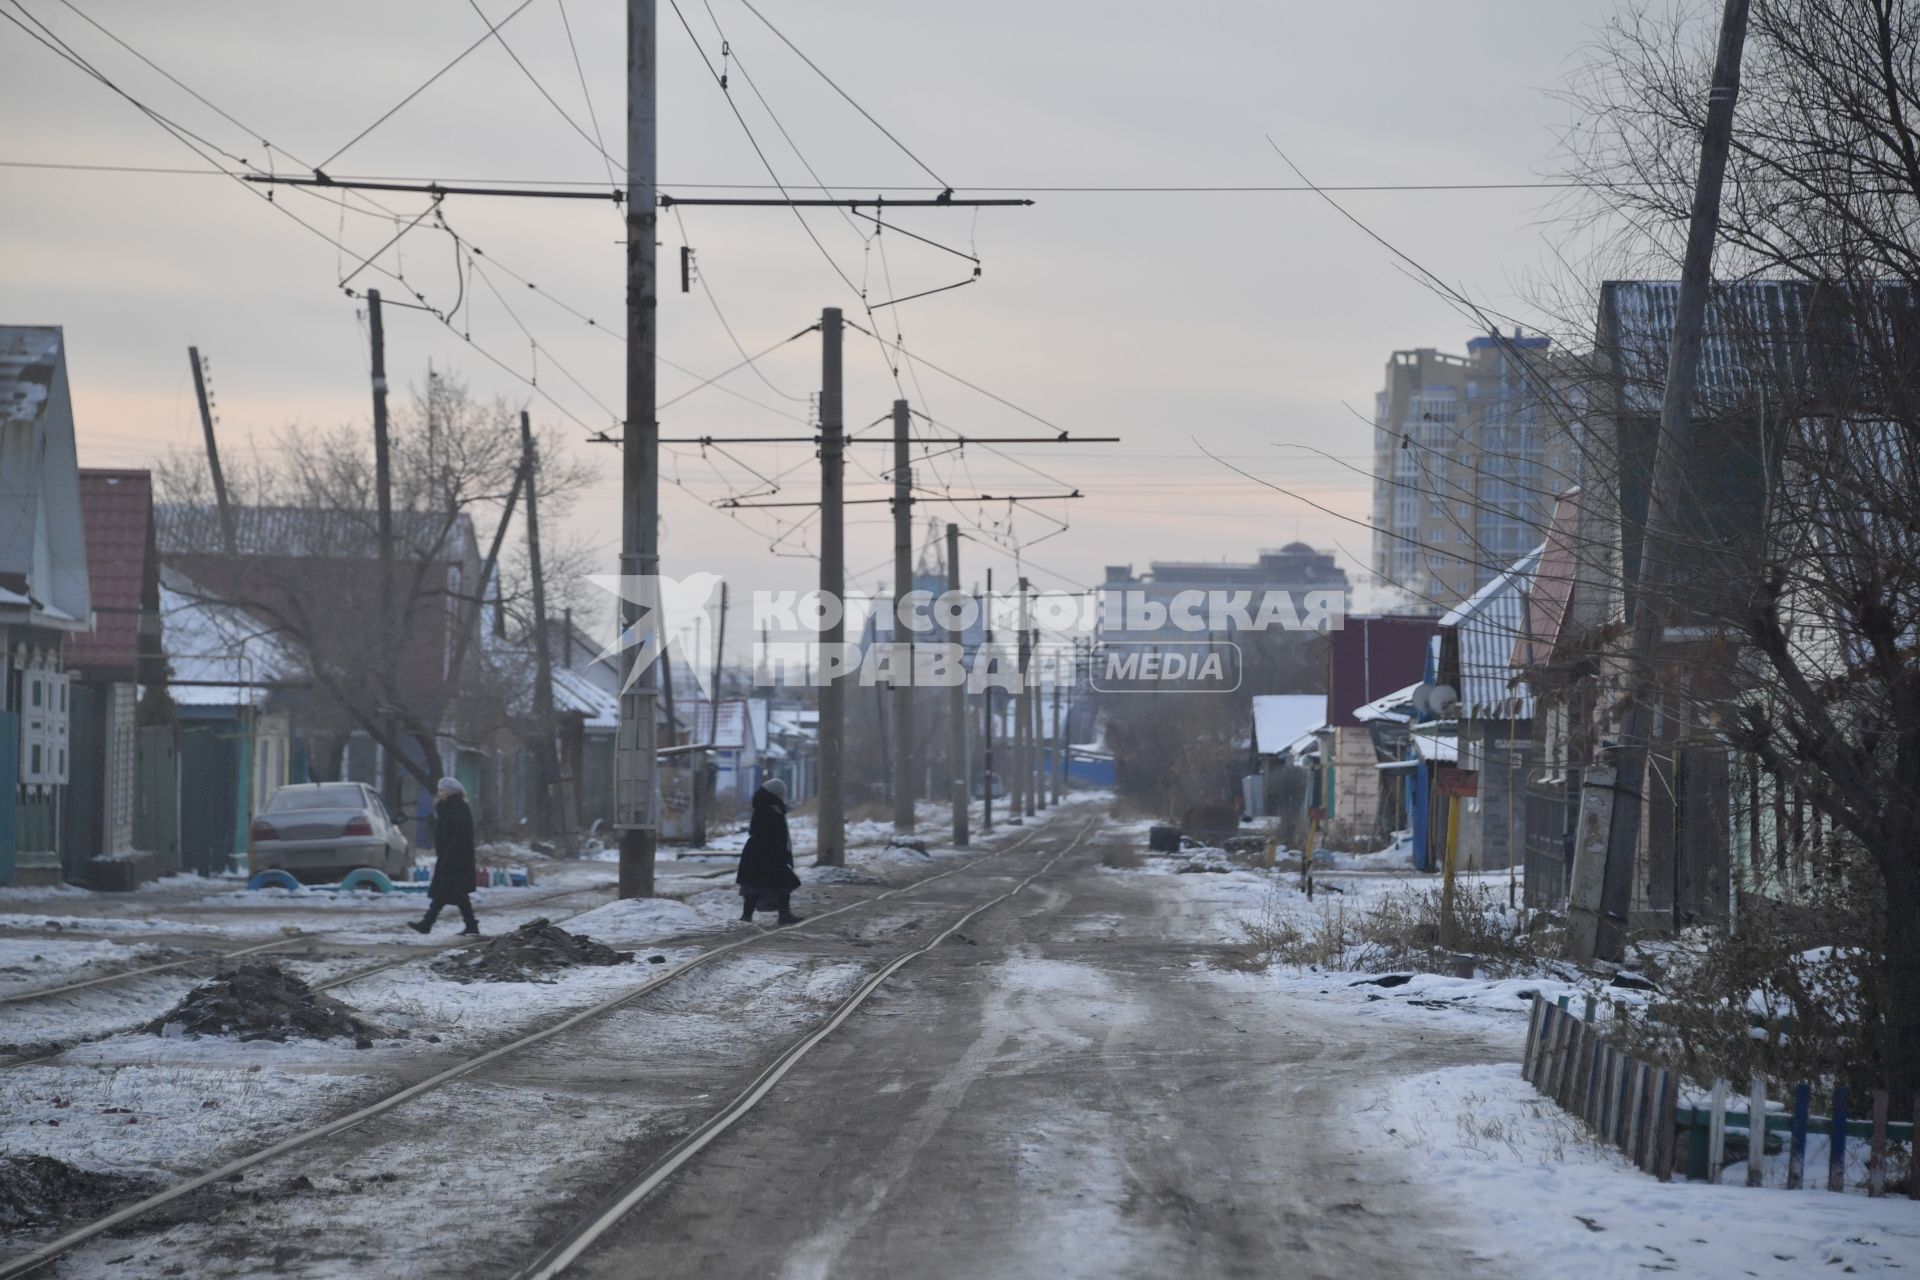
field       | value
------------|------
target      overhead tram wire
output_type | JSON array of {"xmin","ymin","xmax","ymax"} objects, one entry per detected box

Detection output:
[
  {"xmin": 6, "ymin": 2, "xmax": 834, "ymax": 535},
  {"xmin": 556, "ymin": 0, "xmax": 616, "ymax": 189},
  {"xmin": 316, "ymin": 0, "xmax": 543, "ymax": 172},
  {"xmin": 463, "ymin": 0, "xmax": 627, "ymax": 181}
]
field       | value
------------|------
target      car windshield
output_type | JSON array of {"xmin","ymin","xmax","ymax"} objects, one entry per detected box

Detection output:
[{"xmin": 268, "ymin": 785, "xmax": 365, "ymax": 812}]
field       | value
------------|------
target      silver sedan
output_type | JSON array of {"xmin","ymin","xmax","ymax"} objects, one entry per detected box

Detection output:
[{"xmin": 248, "ymin": 782, "xmax": 412, "ymax": 884}]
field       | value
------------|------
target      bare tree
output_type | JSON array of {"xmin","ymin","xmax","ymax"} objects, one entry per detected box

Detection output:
[
  {"xmin": 157, "ymin": 375, "xmax": 594, "ymax": 814},
  {"xmin": 1563, "ymin": 0, "xmax": 1920, "ymax": 1103}
]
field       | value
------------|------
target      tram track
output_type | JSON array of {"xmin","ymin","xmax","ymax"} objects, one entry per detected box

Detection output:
[{"xmin": 0, "ymin": 815, "xmax": 1081, "ymax": 1280}]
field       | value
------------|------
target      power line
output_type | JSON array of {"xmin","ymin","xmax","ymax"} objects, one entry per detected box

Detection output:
[
  {"xmin": 317, "ymin": 0, "xmax": 542, "ymax": 171},
  {"xmin": 0, "ymin": 162, "xmax": 1642, "ymax": 195},
  {"xmin": 463, "ymin": 0, "xmax": 626, "ymax": 178},
  {"xmin": 737, "ymin": 0, "xmax": 948, "ymax": 191}
]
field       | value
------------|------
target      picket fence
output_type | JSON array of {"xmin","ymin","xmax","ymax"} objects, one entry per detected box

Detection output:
[{"xmin": 1520, "ymin": 993, "xmax": 1916, "ymax": 1195}]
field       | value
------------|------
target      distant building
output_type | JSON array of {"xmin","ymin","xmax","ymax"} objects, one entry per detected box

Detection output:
[
  {"xmin": 1098, "ymin": 544, "xmax": 1349, "ymax": 644},
  {"xmin": 1370, "ymin": 334, "xmax": 1580, "ymax": 609}
]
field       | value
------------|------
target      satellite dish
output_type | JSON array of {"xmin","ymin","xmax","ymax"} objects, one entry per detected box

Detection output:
[{"xmin": 1430, "ymin": 683, "xmax": 1460, "ymax": 716}]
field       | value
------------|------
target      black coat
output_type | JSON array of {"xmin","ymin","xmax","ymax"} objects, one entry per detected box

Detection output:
[
  {"xmin": 735, "ymin": 787, "xmax": 799, "ymax": 892},
  {"xmin": 430, "ymin": 793, "xmax": 479, "ymax": 898}
]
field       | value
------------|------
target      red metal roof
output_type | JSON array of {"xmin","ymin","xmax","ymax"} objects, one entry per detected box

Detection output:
[{"xmin": 67, "ymin": 469, "xmax": 154, "ymax": 673}]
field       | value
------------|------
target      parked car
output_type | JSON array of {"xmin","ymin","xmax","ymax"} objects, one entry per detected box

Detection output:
[{"xmin": 249, "ymin": 782, "xmax": 411, "ymax": 884}]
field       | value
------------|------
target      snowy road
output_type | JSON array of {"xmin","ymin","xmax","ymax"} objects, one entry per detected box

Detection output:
[{"xmin": 562, "ymin": 820, "xmax": 1509, "ymax": 1280}]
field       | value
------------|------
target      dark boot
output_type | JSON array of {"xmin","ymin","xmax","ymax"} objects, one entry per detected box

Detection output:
[
  {"xmin": 454, "ymin": 895, "xmax": 480, "ymax": 936},
  {"xmin": 407, "ymin": 919, "xmax": 431, "ymax": 935},
  {"xmin": 776, "ymin": 894, "xmax": 803, "ymax": 926},
  {"xmin": 460, "ymin": 924, "xmax": 482, "ymax": 936},
  {"xmin": 740, "ymin": 897, "xmax": 756, "ymax": 922}
]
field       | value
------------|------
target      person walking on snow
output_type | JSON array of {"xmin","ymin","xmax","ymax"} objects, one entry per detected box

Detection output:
[
  {"xmin": 736, "ymin": 777, "xmax": 803, "ymax": 925},
  {"xmin": 410, "ymin": 777, "xmax": 480, "ymax": 936}
]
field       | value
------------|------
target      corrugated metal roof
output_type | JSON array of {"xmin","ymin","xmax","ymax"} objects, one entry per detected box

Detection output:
[
  {"xmin": 1352, "ymin": 682, "xmax": 1419, "ymax": 724},
  {"xmin": 1441, "ymin": 544, "xmax": 1542, "ymax": 721}
]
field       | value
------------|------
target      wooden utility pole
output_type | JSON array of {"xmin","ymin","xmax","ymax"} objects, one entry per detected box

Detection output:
[
  {"xmin": 1569, "ymin": 0, "xmax": 1750, "ymax": 964},
  {"xmin": 368, "ymin": 289, "xmax": 399, "ymax": 816},
  {"xmin": 816, "ymin": 307, "xmax": 846, "ymax": 865},
  {"xmin": 521, "ymin": 410, "xmax": 562, "ymax": 841},
  {"xmin": 982, "ymin": 571, "xmax": 995, "ymax": 834},
  {"xmin": 617, "ymin": 0, "xmax": 661, "ymax": 898},
  {"xmin": 891, "ymin": 398, "xmax": 916, "ymax": 835},
  {"xmin": 947, "ymin": 523, "xmax": 969, "ymax": 846},
  {"xmin": 187, "ymin": 347, "xmax": 237, "ymax": 557}
]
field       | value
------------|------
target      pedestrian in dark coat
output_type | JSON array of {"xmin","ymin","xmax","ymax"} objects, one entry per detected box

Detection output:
[
  {"xmin": 736, "ymin": 778, "xmax": 803, "ymax": 924},
  {"xmin": 411, "ymin": 777, "xmax": 481, "ymax": 936}
]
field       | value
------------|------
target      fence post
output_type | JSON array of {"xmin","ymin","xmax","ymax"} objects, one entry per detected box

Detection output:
[
  {"xmin": 1616, "ymin": 1055, "xmax": 1635, "ymax": 1152},
  {"xmin": 1707, "ymin": 1079, "xmax": 1729, "ymax": 1184},
  {"xmin": 1748, "ymin": 1076, "xmax": 1768, "ymax": 1188},
  {"xmin": 1523, "ymin": 995, "xmax": 1546, "ymax": 1083},
  {"xmin": 1626, "ymin": 1062, "xmax": 1648, "ymax": 1164},
  {"xmin": 1828, "ymin": 1085, "xmax": 1849, "ymax": 1193},
  {"xmin": 1656, "ymin": 1070, "xmax": 1680, "ymax": 1182},
  {"xmin": 1868, "ymin": 1089, "xmax": 1888, "ymax": 1198},
  {"xmin": 1787, "ymin": 1083, "xmax": 1810, "ymax": 1190},
  {"xmin": 1584, "ymin": 1036, "xmax": 1605, "ymax": 1128}
]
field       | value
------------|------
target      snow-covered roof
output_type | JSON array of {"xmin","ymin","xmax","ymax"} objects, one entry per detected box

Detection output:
[
  {"xmin": 1408, "ymin": 723, "xmax": 1458, "ymax": 764},
  {"xmin": 1251, "ymin": 694, "xmax": 1324, "ymax": 755},
  {"xmin": 1440, "ymin": 544, "xmax": 1541, "ymax": 721},
  {"xmin": 1352, "ymin": 682, "xmax": 1419, "ymax": 725},
  {"xmin": 158, "ymin": 567, "xmax": 297, "ymax": 708},
  {"xmin": 551, "ymin": 666, "xmax": 617, "ymax": 730}
]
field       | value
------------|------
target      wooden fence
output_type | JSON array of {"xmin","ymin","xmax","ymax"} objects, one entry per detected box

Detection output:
[{"xmin": 1520, "ymin": 993, "xmax": 1916, "ymax": 1195}]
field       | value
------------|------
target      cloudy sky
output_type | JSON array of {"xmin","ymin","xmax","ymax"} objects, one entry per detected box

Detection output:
[{"xmin": 4, "ymin": 0, "xmax": 1628, "ymax": 644}]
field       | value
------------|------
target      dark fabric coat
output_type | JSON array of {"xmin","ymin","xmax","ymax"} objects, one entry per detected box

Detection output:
[
  {"xmin": 735, "ymin": 786, "xmax": 799, "ymax": 893},
  {"xmin": 430, "ymin": 792, "xmax": 479, "ymax": 898}
]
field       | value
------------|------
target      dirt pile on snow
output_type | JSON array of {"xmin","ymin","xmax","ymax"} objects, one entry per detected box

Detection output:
[
  {"xmin": 0, "ymin": 1155, "xmax": 155, "ymax": 1230},
  {"xmin": 432, "ymin": 918, "xmax": 631, "ymax": 983},
  {"xmin": 143, "ymin": 962, "xmax": 377, "ymax": 1044}
]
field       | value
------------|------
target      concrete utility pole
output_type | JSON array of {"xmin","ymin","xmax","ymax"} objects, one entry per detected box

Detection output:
[
  {"xmin": 187, "ymin": 347, "xmax": 237, "ymax": 557},
  {"xmin": 946, "ymin": 523, "xmax": 969, "ymax": 846},
  {"xmin": 367, "ymin": 289, "xmax": 400, "ymax": 816},
  {"xmin": 816, "ymin": 307, "xmax": 846, "ymax": 865},
  {"xmin": 1051, "ymin": 672, "xmax": 1063, "ymax": 805},
  {"xmin": 1030, "ymin": 625, "xmax": 1044, "ymax": 813},
  {"xmin": 616, "ymin": 0, "xmax": 661, "ymax": 898},
  {"xmin": 1568, "ymin": 0, "xmax": 1750, "ymax": 965},
  {"xmin": 521, "ymin": 410, "xmax": 563, "ymax": 840},
  {"xmin": 982, "ymin": 571, "xmax": 994, "ymax": 834},
  {"xmin": 1013, "ymin": 577, "xmax": 1030, "ymax": 822},
  {"xmin": 891, "ymin": 398, "xmax": 916, "ymax": 836}
]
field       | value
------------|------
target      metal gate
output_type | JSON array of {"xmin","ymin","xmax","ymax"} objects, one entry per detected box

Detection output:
[
  {"xmin": 135, "ymin": 725, "xmax": 180, "ymax": 875},
  {"xmin": 179, "ymin": 721, "xmax": 241, "ymax": 876}
]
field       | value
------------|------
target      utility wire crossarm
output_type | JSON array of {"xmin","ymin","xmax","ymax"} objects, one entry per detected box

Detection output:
[
  {"xmin": 716, "ymin": 490, "xmax": 1082, "ymax": 509},
  {"xmin": 241, "ymin": 174, "xmax": 1031, "ymax": 208}
]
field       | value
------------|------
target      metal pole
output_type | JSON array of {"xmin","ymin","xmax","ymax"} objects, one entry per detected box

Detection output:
[
  {"xmin": 617, "ymin": 0, "xmax": 660, "ymax": 898},
  {"xmin": 817, "ymin": 307, "xmax": 846, "ymax": 865},
  {"xmin": 982, "ymin": 572, "xmax": 994, "ymax": 833},
  {"xmin": 1569, "ymin": 0, "xmax": 1749, "ymax": 963},
  {"xmin": 947, "ymin": 523, "xmax": 969, "ymax": 846},
  {"xmin": 892, "ymin": 398, "xmax": 915, "ymax": 835},
  {"xmin": 1030, "ymin": 624, "xmax": 1045, "ymax": 813},
  {"xmin": 187, "ymin": 347, "xmax": 236, "ymax": 557}
]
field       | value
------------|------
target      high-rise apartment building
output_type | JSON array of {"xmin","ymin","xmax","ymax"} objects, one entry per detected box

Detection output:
[{"xmin": 1370, "ymin": 333, "xmax": 1577, "ymax": 608}]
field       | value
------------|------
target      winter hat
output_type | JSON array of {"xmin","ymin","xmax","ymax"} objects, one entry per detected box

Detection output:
[
  {"xmin": 437, "ymin": 776, "xmax": 465, "ymax": 796},
  {"xmin": 762, "ymin": 777, "xmax": 788, "ymax": 800}
]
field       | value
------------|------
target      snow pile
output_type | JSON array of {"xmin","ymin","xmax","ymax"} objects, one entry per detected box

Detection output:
[
  {"xmin": 0, "ymin": 1154, "xmax": 154, "ymax": 1230},
  {"xmin": 1364, "ymin": 1063, "xmax": 1920, "ymax": 1277},
  {"xmin": 568, "ymin": 896, "xmax": 710, "ymax": 945},
  {"xmin": 432, "ymin": 918, "xmax": 631, "ymax": 984},
  {"xmin": 143, "ymin": 963, "xmax": 377, "ymax": 1045}
]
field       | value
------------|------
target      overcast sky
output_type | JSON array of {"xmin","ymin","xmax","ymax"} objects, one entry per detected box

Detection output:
[{"xmin": 4, "ymin": 0, "xmax": 1629, "ymax": 646}]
